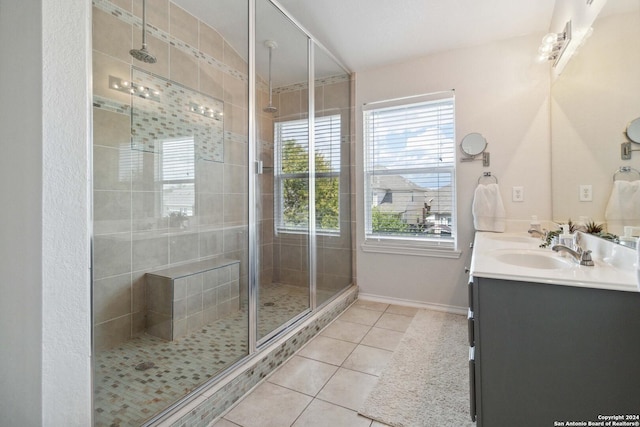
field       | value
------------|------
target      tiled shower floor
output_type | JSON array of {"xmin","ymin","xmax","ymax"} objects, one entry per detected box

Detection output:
[{"xmin": 94, "ymin": 283, "xmax": 321, "ymax": 427}]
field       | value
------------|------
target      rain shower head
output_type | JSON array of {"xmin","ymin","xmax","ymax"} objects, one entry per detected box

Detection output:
[
  {"xmin": 130, "ymin": 0, "xmax": 156, "ymax": 64},
  {"xmin": 130, "ymin": 45, "xmax": 156, "ymax": 64},
  {"xmin": 263, "ymin": 40, "xmax": 278, "ymax": 114}
]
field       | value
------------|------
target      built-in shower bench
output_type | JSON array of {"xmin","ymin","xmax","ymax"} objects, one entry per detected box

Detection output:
[{"xmin": 145, "ymin": 258, "xmax": 240, "ymax": 341}]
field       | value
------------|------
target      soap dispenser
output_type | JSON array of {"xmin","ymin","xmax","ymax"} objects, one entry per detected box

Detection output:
[{"xmin": 559, "ymin": 224, "xmax": 573, "ymax": 249}]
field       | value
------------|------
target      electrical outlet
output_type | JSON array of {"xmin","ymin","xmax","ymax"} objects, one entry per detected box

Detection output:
[
  {"xmin": 512, "ymin": 186, "xmax": 524, "ymax": 202},
  {"xmin": 580, "ymin": 185, "xmax": 593, "ymax": 202}
]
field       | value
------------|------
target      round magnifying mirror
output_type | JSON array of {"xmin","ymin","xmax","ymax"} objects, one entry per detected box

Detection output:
[
  {"xmin": 626, "ymin": 118, "xmax": 640, "ymax": 143},
  {"xmin": 460, "ymin": 133, "xmax": 487, "ymax": 157}
]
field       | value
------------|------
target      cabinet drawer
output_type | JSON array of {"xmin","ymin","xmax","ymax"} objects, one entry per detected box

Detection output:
[{"xmin": 468, "ymin": 279, "xmax": 474, "ymax": 311}]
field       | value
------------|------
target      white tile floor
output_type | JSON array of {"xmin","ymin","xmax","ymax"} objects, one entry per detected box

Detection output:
[{"xmin": 211, "ymin": 299, "xmax": 420, "ymax": 427}]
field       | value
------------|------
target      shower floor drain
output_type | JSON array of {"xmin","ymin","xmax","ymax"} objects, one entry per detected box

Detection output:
[
  {"xmin": 263, "ymin": 302, "xmax": 275, "ymax": 306},
  {"xmin": 134, "ymin": 361, "xmax": 155, "ymax": 371}
]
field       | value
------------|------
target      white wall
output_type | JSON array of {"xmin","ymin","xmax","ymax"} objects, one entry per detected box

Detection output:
[
  {"xmin": 355, "ymin": 34, "xmax": 552, "ymax": 309},
  {"xmin": 0, "ymin": 0, "xmax": 92, "ymax": 425}
]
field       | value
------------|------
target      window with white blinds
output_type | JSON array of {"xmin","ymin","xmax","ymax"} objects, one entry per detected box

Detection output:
[
  {"xmin": 274, "ymin": 115, "xmax": 341, "ymax": 233},
  {"xmin": 160, "ymin": 137, "xmax": 195, "ymax": 217},
  {"xmin": 363, "ymin": 92, "xmax": 456, "ymax": 250}
]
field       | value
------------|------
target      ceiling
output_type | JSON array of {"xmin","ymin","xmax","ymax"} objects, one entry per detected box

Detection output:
[
  {"xmin": 174, "ymin": 0, "xmax": 558, "ymax": 83},
  {"xmin": 274, "ymin": 0, "xmax": 556, "ymax": 72}
]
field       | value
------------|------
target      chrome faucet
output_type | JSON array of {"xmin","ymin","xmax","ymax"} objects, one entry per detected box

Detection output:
[{"xmin": 551, "ymin": 244, "xmax": 595, "ymax": 266}]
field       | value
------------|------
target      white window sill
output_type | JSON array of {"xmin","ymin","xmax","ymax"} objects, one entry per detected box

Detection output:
[{"xmin": 361, "ymin": 240, "xmax": 461, "ymax": 258}]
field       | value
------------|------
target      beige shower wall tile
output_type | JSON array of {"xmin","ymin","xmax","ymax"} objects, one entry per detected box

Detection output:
[
  {"xmin": 93, "ymin": 273, "xmax": 132, "ymax": 324},
  {"xmin": 94, "ymin": 315, "xmax": 132, "ymax": 351},
  {"xmin": 323, "ymin": 81, "xmax": 350, "ymax": 109},
  {"xmin": 278, "ymin": 90, "xmax": 307, "ymax": 118},
  {"xmin": 198, "ymin": 193, "xmax": 224, "ymax": 226},
  {"xmin": 131, "ymin": 271, "xmax": 147, "ymax": 313},
  {"xmin": 223, "ymin": 163, "xmax": 247, "ymax": 194},
  {"xmin": 132, "ymin": 231, "xmax": 169, "ymax": 271},
  {"xmin": 132, "ymin": 33, "xmax": 169, "ymax": 78},
  {"xmin": 132, "ymin": 151, "xmax": 162, "ymax": 192},
  {"xmin": 133, "ymin": 0, "xmax": 168, "ymax": 32},
  {"xmin": 195, "ymin": 159, "xmax": 224, "ymax": 193},
  {"xmin": 224, "ymin": 41, "xmax": 247, "ymax": 74},
  {"xmin": 224, "ymin": 103, "xmax": 247, "ymax": 137},
  {"xmin": 93, "ymin": 108, "xmax": 130, "ymax": 148},
  {"xmin": 224, "ymin": 74, "xmax": 248, "ymax": 109},
  {"xmin": 224, "ymin": 194, "xmax": 247, "ymax": 226},
  {"xmin": 93, "ymin": 190, "xmax": 132, "ymax": 235},
  {"xmin": 199, "ymin": 61, "xmax": 224, "ymax": 100},
  {"xmin": 258, "ymin": 114, "xmax": 274, "ymax": 142},
  {"xmin": 93, "ymin": 234, "xmax": 132, "ymax": 279},
  {"xmin": 93, "ymin": 145, "xmax": 130, "ymax": 191},
  {"xmin": 200, "ymin": 229, "xmax": 224, "ymax": 258},
  {"xmin": 93, "ymin": 7, "xmax": 132, "ymax": 63},
  {"xmin": 132, "ymin": 191, "xmax": 168, "ymax": 232},
  {"xmin": 200, "ymin": 23, "xmax": 224, "ymax": 61},
  {"xmin": 170, "ymin": 46, "xmax": 198, "ymax": 89},
  {"xmin": 169, "ymin": 2, "xmax": 198, "ymax": 47},
  {"xmin": 93, "ymin": 51, "xmax": 131, "ymax": 103},
  {"xmin": 169, "ymin": 232, "xmax": 199, "ymax": 264},
  {"xmin": 224, "ymin": 139, "xmax": 247, "ymax": 166}
]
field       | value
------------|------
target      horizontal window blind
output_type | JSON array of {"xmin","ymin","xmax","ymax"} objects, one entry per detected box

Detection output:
[
  {"xmin": 364, "ymin": 94, "xmax": 456, "ymax": 245},
  {"xmin": 275, "ymin": 115, "xmax": 341, "ymax": 232},
  {"xmin": 161, "ymin": 137, "xmax": 195, "ymax": 216}
]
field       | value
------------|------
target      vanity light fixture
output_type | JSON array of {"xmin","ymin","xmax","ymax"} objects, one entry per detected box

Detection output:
[
  {"xmin": 537, "ymin": 21, "xmax": 572, "ymax": 65},
  {"xmin": 109, "ymin": 75, "xmax": 161, "ymax": 101},
  {"xmin": 188, "ymin": 102, "xmax": 223, "ymax": 120}
]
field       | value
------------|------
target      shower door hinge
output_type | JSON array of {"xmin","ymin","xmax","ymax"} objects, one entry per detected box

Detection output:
[{"xmin": 255, "ymin": 161, "xmax": 263, "ymax": 174}]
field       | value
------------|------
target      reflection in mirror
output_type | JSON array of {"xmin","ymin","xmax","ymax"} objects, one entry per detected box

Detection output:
[
  {"xmin": 460, "ymin": 132, "xmax": 487, "ymax": 157},
  {"xmin": 551, "ymin": 0, "xmax": 640, "ymax": 231}
]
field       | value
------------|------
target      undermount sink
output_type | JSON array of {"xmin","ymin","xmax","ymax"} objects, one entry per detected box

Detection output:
[{"xmin": 493, "ymin": 249, "xmax": 573, "ymax": 270}]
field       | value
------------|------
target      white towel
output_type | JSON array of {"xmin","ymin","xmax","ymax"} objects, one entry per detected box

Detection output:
[
  {"xmin": 472, "ymin": 183, "xmax": 506, "ymax": 232},
  {"xmin": 605, "ymin": 180, "xmax": 640, "ymax": 235}
]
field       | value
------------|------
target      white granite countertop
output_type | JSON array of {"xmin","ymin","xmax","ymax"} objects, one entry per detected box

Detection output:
[{"xmin": 470, "ymin": 231, "xmax": 639, "ymax": 293}]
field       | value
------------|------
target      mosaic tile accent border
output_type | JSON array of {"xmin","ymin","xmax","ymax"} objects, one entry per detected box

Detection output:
[
  {"xmin": 130, "ymin": 69, "xmax": 224, "ymax": 162},
  {"xmin": 272, "ymin": 74, "xmax": 350, "ymax": 95},
  {"xmin": 92, "ymin": 95, "xmax": 247, "ymax": 148},
  {"xmin": 162, "ymin": 285, "xmax": 358, "ymax": 427}
]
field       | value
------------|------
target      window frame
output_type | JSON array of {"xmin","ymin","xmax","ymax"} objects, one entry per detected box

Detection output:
[{"xmin": 362, "ymin": 92, "xmax": 460, "ymax": 257}]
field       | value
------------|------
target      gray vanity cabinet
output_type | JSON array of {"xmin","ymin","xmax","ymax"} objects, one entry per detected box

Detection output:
[{"xmin": 470, "ymin": 276, "xmax": 640, "ymax": 426}]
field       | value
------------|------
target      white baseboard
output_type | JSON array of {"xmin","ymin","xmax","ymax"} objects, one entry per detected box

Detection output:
[{"xmin": 357, "ymin": 292, "xmax": 468, "ymax": 316}]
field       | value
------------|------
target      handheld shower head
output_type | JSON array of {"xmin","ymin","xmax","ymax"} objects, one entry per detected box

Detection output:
[{"xmin": 130, "ymin": 0, "xmax": 156, "ymax": 64}]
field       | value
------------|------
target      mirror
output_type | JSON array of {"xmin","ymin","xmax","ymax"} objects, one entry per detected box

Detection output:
[
  {"xmin": 460, "ymin": 132, "xmax": 487, "ymax": 157},
  {"xmin": 550, "ymin": 0, "xmax": 640, "ymax": 230},
  {"xmin": 626, "ymin": 117, "xmax": 640, "ymax": 143}
]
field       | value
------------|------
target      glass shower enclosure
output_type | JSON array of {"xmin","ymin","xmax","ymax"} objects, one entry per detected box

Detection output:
[{"xmin": 91, "ymin": 0, "xmax": 352, "ymax": 424}]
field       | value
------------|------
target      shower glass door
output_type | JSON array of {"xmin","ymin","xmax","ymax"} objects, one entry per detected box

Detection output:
[
  {"xmin": 255, "ymin": 0, "xmax": 311, "ymax": 342},
  {"xmin": 91, "ymin": 0, "xmax": 250, "ymax": 424}
]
